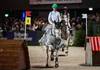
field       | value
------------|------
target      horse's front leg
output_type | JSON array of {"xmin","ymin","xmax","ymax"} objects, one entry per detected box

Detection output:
[
  {"xmin": 65, "ymin": 34, "xmax": 70, "ymax": 54},
  {"xmin": 46, "ymin": 46, "xmax": 49, "ymax": 67},
  {"xmin": 55, "ymin": 49, "xmax": 59, "ymax": 68},
  {"xmin": 50, "ymin": 48, "xmax": 54, "ymax": 61}
]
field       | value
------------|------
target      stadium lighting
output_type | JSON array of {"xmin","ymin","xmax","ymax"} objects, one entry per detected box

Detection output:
[
  {"xmin": 5, "ymin": 13, "xmax": 9, "ymax": 17},
  {"xmin": 89, "ymin": 7, "xmax": 93, "ymax": 11}
]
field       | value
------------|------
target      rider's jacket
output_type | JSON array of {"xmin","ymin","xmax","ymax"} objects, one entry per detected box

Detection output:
[{"xmin": 48, "ymin": 10, "xmax": 62, "ymax": 25}]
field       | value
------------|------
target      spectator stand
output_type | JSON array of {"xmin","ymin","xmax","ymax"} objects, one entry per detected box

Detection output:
[{"xmin": 0, "ymin": 16, "xmax": 46, "ymax": 46}]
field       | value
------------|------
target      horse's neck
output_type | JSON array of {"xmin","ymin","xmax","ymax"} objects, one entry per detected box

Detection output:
[
  {"xmin": 42, "ymin": 24, "xmax": 48, "ymax": 29},
  {"xmin": 44, "ymin": 24, "xmax": 61, "ymax": 36},
  {"xmin": 50, "ymin": 28, "xmax": 61, "ymax": 38}
]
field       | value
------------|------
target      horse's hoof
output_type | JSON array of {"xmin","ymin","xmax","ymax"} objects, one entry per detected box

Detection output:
[
  {"xmin": 46, "ymin": 64, "xmax": 49, "ymax": 67},
  {"xmin": 55, "ymin": 64, "xmax": 59, "ymax": 68},
  {"xmin": 62, "ymin": 48, "xmax": 64, "ymax": 52},
  {"xmin": 65, "ymin": 51, "xmax": 68, "ymax": 56},
  {"xmin": 65, "ymin": 51, "xmax": 68, "ymax": 54}
]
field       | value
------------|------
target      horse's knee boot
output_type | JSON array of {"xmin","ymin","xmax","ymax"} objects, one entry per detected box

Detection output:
[{"xmin": 50, "ymin": 54, "xmax": 54, "ymax": 61}]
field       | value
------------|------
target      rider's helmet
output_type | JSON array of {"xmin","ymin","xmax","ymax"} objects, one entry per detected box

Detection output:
[{"xmin": 52, "ymin": 3, "xmax": 58, "ymax": 9}]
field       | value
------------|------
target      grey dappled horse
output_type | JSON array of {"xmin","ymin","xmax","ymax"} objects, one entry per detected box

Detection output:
[{"xmin": 39, "ymin": 23, "xmax": 65, "ymax": 67}]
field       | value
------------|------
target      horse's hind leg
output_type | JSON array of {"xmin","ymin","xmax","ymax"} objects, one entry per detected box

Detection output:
[
  {"xmin": 55, "ymin": 49, "xmax": 59, "ymax": 68},
  {"xmin": 46, "ymin": 46, "xmax": 49, "ymax": 67},
  {"xmin": 61, "ymin": 44, "xmax": 65, "ymax": 52},
  {"xmin": 65, "ymin": 35, "xmax": 70, "ymax": 55}
]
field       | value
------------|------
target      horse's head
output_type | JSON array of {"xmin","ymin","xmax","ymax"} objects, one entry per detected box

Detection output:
[
  {"xmin": 54, "ymin": 21, "xmax": 61, "ymax": 29},
  {"xmin": 54, "ymin": 20, "xmax": 65, "ymax": 29}
]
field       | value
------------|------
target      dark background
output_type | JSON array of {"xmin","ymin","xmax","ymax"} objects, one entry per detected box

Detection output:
[
  {"xmin": 0, "ymin": 0, "xmax": 29, "ymax": 10},
  {"xmin": 30, "ymin": 0, "xmax": 100, "ymax": 10}
]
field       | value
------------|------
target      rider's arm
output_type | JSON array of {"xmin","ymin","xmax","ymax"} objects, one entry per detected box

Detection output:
[
  {"xmin": 48, "ymin": 12, "xmax": 53, "ymax": 24},
  {"xmin": 58, "ymin": 12, "xmax": 62, "ymax": 22},
  {"xmin": 67, "ymin": 13, "xmax": 71, "ymax": 28}
]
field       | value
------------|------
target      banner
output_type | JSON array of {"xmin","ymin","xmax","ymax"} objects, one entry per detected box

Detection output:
[{"xmin": 25, "ymin": 17, "xmax": 31, "ymax": 25}]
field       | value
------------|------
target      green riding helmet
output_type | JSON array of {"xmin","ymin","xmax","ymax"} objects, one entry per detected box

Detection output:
[{"xmin": 52, "ymin": 3, "xmax": 58, "ymax": 9}]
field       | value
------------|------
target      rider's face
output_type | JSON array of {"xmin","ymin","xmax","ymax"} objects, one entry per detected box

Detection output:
[{"xmin": 53, "ymin": 8, "xmax": 56, "ymax": 11}]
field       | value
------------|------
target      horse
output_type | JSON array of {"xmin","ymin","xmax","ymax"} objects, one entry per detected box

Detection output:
[
  {"xmin": 60, "ymin": 14, "xmax": 73, "ymax": 54},
  {"xmin": 39, "ymin": 22, "xmax": 66, "ymax": 68}
]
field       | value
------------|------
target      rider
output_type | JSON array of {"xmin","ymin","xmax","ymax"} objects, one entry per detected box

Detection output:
[{"xmin": 48, "ymin": 3, "xmax": 62, "ymax": 31}]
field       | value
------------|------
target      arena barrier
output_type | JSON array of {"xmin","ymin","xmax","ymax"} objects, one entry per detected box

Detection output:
[
  {"xmin": 85, "ymin": 36, "xmax": 100, "ymax": 66},
  {"xmin": 0, "ymin": 40, "xmax": 30, "ymax": 70}
]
